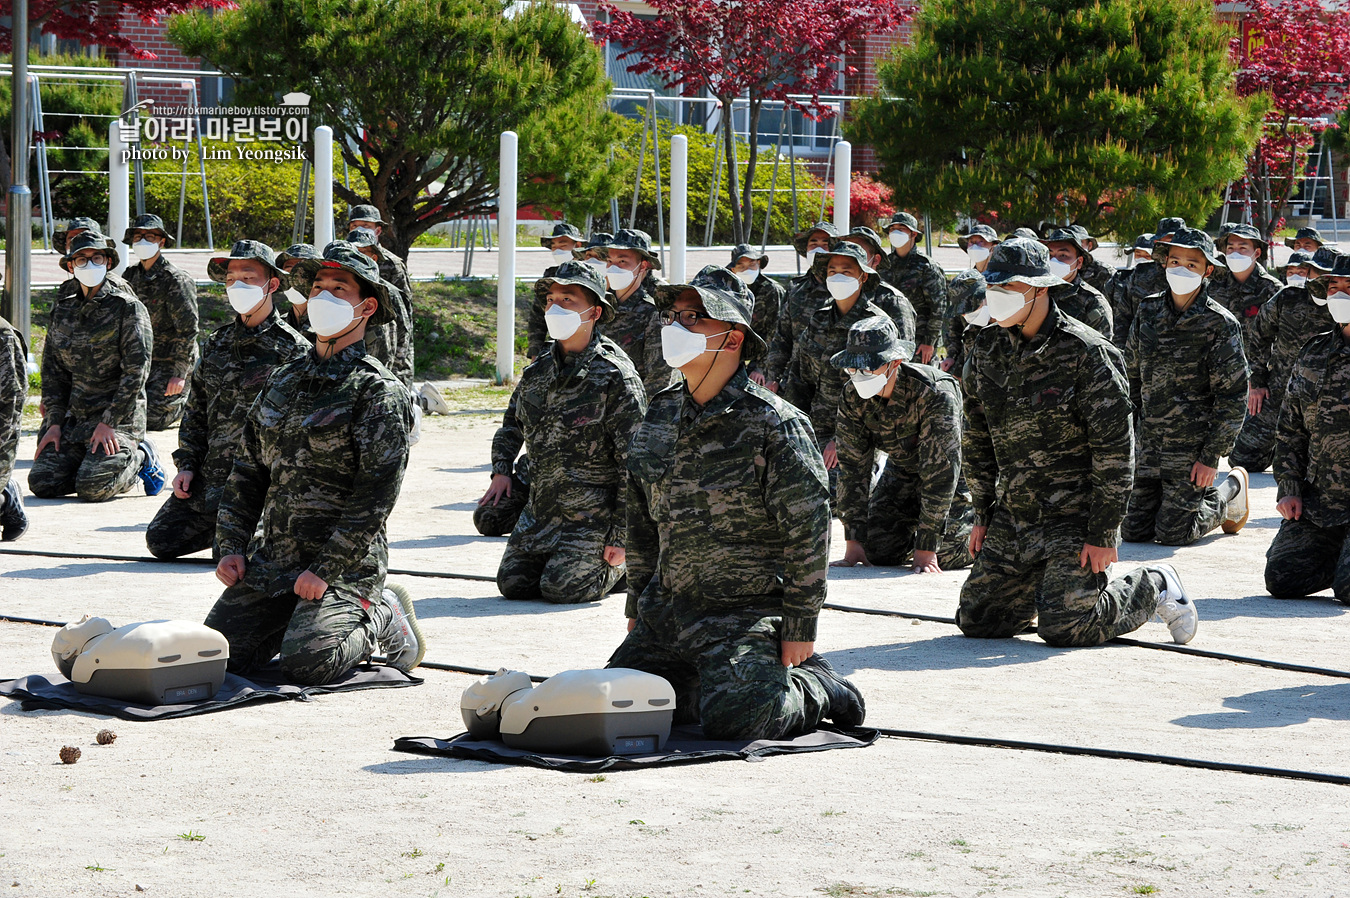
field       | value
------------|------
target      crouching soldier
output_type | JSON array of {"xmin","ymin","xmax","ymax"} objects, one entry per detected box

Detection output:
[
  {"xmin": 959, "ymin": 238, "xmax": 1198, "ymax": 647},
  {"xmin": 486, "ymin": 261, "xmax": 647, "ymax": 604},
  {"xmin": 205, "ymin": 243, "xmax": 422, "ymax": 685},
  {"xmin": 146, "ymin": 241, "xmax": 309, "ymax": 559},
  {"xmin": 608, "ymin": 265, "xmax": 865, "ymax": 740},
  {"xmin": 830, "ymin": 316, "xmax": 973, "ymax": 572}
]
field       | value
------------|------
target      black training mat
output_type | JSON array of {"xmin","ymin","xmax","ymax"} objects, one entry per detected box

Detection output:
[
  {"xmin": 391, "ymin": 724, "xmax": 879, "ymax": 772},
  {"xmin": 0, "ymin": 664, "xmax": 422, "ymax": 721}
]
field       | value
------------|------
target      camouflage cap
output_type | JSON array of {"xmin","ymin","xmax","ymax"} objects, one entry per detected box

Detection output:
[
  {"xmin": 291, "ymin": 241, "xmax": 394, "ymax": 327},
  {"xmin": 59, "ymin": 230, "xmax": 119, "ymax": 273},
  {"xmin": 345, "ymin": 227, "xmax": 380, "ymax": 248},
  {"xmin": 1131, "ymin": 233, "xmax": 1156, "ymax": 252},
  {"xmin": 652, "ymin": 265, "xmax": 766, "ymax": 361},
  {"xmin": 1285, "ymin": 226, "xmax": 1325, "ymax": 249},
  {"xmin": 730, "ymin": 243, "xmax": 769, "ymax": 268},
  {"xmin": 793, "ymin": 220, "xmax": 839, "ymax": 256},
  {"xmin": 609, "ymin": 228, "xmax": 662, "ymax": 269},
  {"xmin": 574, "ymin": 231, "xmax": 614, "ymax": 259},
  {"xmin": 208, "ymin": 239, "xmax": 284, "ymax": 284},
  {"xmin": 1041, "ymin": 226, "xmax": 1091, "ymax": 258},
  {"xmin": 1009, "ymin": 227, "xmax": 1040, "ymax": 241},
  {"xmin": 538, "ymin": 259, "xmax": 615, "ymax": 325},
  {"xmin": 1155, "ymin": 217, "xmax": 1187, "ymax": 242},
  {"xmin": 122, "ymin": 213, "xmax": 174, "ymax": 247},
  {"xmin": 1218, "ymin": 222, "xmax": 1267, "ymax": 249},
  {"xmin": 275, "ymin": 243, "xmax": 321, "ymax": 269},
  {"xmin": 539, "ymin": 222, "xmax": 583, "ymax": 249},
  {"xmin": 829, "ymin": 315, "xmax": 916, "ymax": 371},
  {"xmin": 1280, "ymin": 250, "xmax": 1315, "ymax": 272},
  {"xmin": 958, "ymin": 223, "xmax": 1000, "ymax": 251},
  {"xmin": 1308, "ymin": 253, "xmax": 1350, "ymax": 299},
  {"xmin": 1306, "ymin": 246, "xmax": 1342, "ymax": 273},
  {"xmin": 1068, "ymin": 224, "xmax": 1099, "ymax": 251},
  {"xmin": 1152, "ymin": 227, "xmax": 1222, "ymax": 268},
  {"xmin": 947, "ymin": 269, "xmax": 987, "ymax": 318},
  {"xmin": 840, "ymin": 226, "xmax": 885, "ymax": 261},
  {"xmin": 983, "ymin": 237, "xmax": 1063, "ymax": 289},
  {"xmin": 886, "ymin": 211, "xmax": 923, "ymax": 236},
  {"xmin": 346, "ymin": 204, "xmax": 386, "ymax": 225},
  {"xmin": 808, "ymin": 240, "xmax": 881, "ymax": 292},
  {"xmin": 54, "ymin": 217, "xmax": 108, "ymax": 255}
]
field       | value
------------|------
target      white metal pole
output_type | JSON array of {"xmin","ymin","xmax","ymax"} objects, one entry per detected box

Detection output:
[
  {"xmin": 108, "ymin": 121, "xmax": 130, "ymax": 254},
  {"xmin": 670, "ymin": 134, "xmax": 688, "ymax": 284},
  {"xmin": 833, "ymin": 140, "xmax": 852, "ymax": 235},
  {"xmin": 314, "ymin": 126, "xmax": 334, "ymax": 247},
  {"xmin": 496, "ymin": 130, "xmax": 518, "ymax": 385}
]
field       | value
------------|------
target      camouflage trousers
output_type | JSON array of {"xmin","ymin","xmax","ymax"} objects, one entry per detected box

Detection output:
[
  {"xmin": 28, "ymin": 433, "xmax": 142, "ymax": 503},
  {"xmin": 203, "ymin": 581, "xmax": 390, "ymax": 687},
  {"xmin": 860, "ymin": 468, "xmax": 974, "ymax": 570},
  {"xmin": 607, "ymin": 602, "xmax": 833, "ymax": 740},
  {"xmin": 1122, "ymin": 476, "xmax": 1229, "ymax": 547},
  {"xmin": 497, "ymin": 543, "xmax": 623, "ymax": 604},
  {"xmin": 957, "ymin": 508, "xmax": 1160, "ymax": 647},
  {"xmin": 146, "ymin": 365, "xmax": 190, "ymax": 431},
  {"xmin": 473, "ymin": 459, "xmax": 531, "ymax": 537},
  {"xmin": 146, "ymin": 490, "xmax": 219, "ymax": 560},
  {"xmin": 1264, "ymin": 517, "xmax": 1350, "ymax": 604},
  {"xmin": 1229, "ymin": 394, "xmax": 1283, "ymax": 473}
]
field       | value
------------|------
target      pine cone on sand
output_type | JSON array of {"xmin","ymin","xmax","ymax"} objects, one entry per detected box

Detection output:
[
  {"xmin": 59, "ymin": 745, "xmax": 81, "ymax": 764},
  {"xmin": 96, "ymin": 729, "xmax": 117, "ymax": 745}
]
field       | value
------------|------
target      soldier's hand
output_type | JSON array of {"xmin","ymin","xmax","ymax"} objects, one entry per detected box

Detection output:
[
  {"xmin": 749, "ymin": 370, "xmax": 767, "ymax": 386},
  {"xmin": 479, "ymin": 473, "xmax": 513, "ymax": 507},
  {"xmin": 34, "ymin": 425, "xmax": 61, "ymax": 458},
  {"xmin": 917, "ymin": 344, "xmax": 935, "ymax": 365},
  {"xmin": 1277, "ymin": 496, "xmax": 1303, "ymax": 521},
  {"xmin": 830, "ymin": 540, "xmax": 871, "ymax": 568},
  {"xmin": 1248, "ymin": 386, "xmax": 1269, "ymax": 416},
  {"xmin": 626, "ymin": 617, "xmax": 637, "ymax": 633},
  {"xmin": 1190, "ymin": 461, "xmax": 1219, "ymax": 489},
  {"xmin": 939, "ymin": 358, "xmax": 955, "ymax": 372},
  {"xmin": 911, "ymin": 550, "xmax": 941, "ymax": 574},
  {"xmin": 780, "ymin": 640, "xmax": 814, "ymax": 667},
  {"xmin": 765, "ymin": 381, "xmax": 779, "ymax": 394},
  {"xmin": 1079, "ymin": 543, "xmax": 1118, "ymax": 574},
  {"xmin": 294, "ymin": 570, "xmax": 328, "ymax": 602},
  {"xmin": 969, "ymin": 525, "xmax": 987, "ymax": 555},
  {"xmin": 172, "ymin": 471, "xmax": 194, "ymax": 499},
  {"xmin": 216, "ymin": 554, "xmax": 247, "ymax": 586},
  {"xmin": 603, "ymin": 546, "xmax": 626, "ymax": 567},
  {"xmin": 89, "ymin": 422, "xmax": 119, "ymax": 457},
  {"xmin": 165, "ymin": 376, "xmax": 186, "ymax": 396},
  {"xmin": 822, "ymin": 440, "xmax": 838, "ymax": 470}
]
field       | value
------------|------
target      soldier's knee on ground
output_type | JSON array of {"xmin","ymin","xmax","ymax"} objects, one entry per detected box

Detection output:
[
  {"xmin": 1264, "ymin": 564, "xmax": 1322, "ymax": 600},
  {"xmin": 278, "ymin": 641, "xmax": 352, "ymax": 687},
  {"xmin": 27, "ymin": 466, "xmax": 72, "ymax": 499},
  {"xmin": 473, "ymin": 499, "xmax": 523, "ymax": 537},
  {"xmin": 497, "ymin": 555, "xmax": 545, "ymax": 601},
  {"xmin": 536, "ymin": 554, "xmax": 619, "ymax": 604},
  {"xmin": 75, "ymin": 465, "xmax": 134, "ymax": 503},
  {"xmin": 699, "ymin": 676, "xmax": 793, "ymax": 741}
]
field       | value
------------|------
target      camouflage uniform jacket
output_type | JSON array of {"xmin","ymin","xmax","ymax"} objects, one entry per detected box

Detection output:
[
  {"xmin": 781, "ymin": 288, "xmax": 918, "ymax": 446},
  {"xmin": 746, "ymin": 274, "xmax": 785, "ymax": 380},
  {"xmin": 362, "ymin": 277, "xmax": 412, "ymax": 386},
  {"xmin": 1248, "ymin": 285, "xmax": 1332, "ymax": 395},
  {"xmin": 173, "ymin": 307, "xmax": 310, "ymax": 499},
  {"xmin": 836, "ymin": 362, "xmax": 966, "ymax": 552},
  {"xmin": 1108, "ymin": 262, "xmax": 1166, "ymax": 348},
  {"xmin": 877, "ymin": 248, "xmax": 948, "ymax": 348},
  {"xmin": 964, "ymin": 302, "xmax": 1134, "ymax": 548},
  {"xmin": 374, "ymin": 245, "xmax": 416, "ymax": 385},
  {"xmin": 41, "ymin": 277, "xmax": 152, "ymax": 440},
  {"xmin": 1274, "ymin": 329, "xmax": 1350, "ymax": 525},
  {"xmin": 625, "ymin": 366, "xmax": 831, "ymax": 642},
  {"xmin": 1055, "ymin": 279, "xmax": 1114, "ymax": 340},
  {"xmin": 216, "ymin": 342, "xmax": 414, "ymax": 599},
  {"xmin": 606, "ymin": 271, "xmax": 674, "ymax": 398},
  {"xmin": 765, "ymin": 273, "xmax": 822, "ymax": 385},
  {"xmin": 490, "ymin": 332, "xmax": 647, "ymax": 553},
  {"xmin": 0, "ymin": 316, "xmax": 27, "ymax": 486},
  {"xmin": 1080, "ymin": 256, "xmax": 1116, "ymax": 296},
  {"xmin": 1206, "ymin": 264, "xmax": 1283, "ymax": 350},
  {"xmin": 1125, "ymin": 288, "xmax": 1249, "ymax": 478},
  {"xmin": 122, "ymin": 255, "xmax": 199, "ymax": 382}
]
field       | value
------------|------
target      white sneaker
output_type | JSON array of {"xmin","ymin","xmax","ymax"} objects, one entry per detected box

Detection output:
[
  {"xmin": 1221, "ymin": 466, "xmax": 1250, "ymax": 534},
  {"xmin": 419, "ymin": 382, "xmax": 451, "ymax": 415},
  {"xmin": 408, "ymin": 403, "xmax": 423, "ymax": 447},
  {"xmin": 377, "ymin": 584, "xmax": 426, "ymax": 672},
  {"xmin": 1151, "ymin": 564, "xmax": 1198, "ymax": 645}
]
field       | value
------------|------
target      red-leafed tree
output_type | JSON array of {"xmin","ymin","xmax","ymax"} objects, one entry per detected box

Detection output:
[
  {"xmin": 594, "ymin": 0, "xmax": 905, "ymax": 244},
  {"xmin": 0, "ymin": 1, "xmax": 235, "ymax": 59},
  {"xmin": 1226, "ymin": 0, "xmax": 1350, "ymax": 240}
]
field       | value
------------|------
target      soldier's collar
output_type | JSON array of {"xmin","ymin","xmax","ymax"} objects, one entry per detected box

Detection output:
[
  {"xmin": 309, "ymin": 340, "xmax": 366, "ymax": 376},
  {"xmin": 681, "ymin": 366, "xmax": 749, "ymax": 420},
  {"xmin": 550, "ymin": 329, "xmax": 601, "ymax": 373}
]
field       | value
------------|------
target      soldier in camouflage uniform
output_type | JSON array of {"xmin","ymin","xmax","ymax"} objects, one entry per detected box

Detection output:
[
  {"xmin": 344, "ymin": 227, "xmax": 412, "ymax": 386},
  {"xmin": 1040, "ymin": 227, "xmax": 1114, "ymax": 339},
  {"xmin": 206, "ymin": 243, "xmax": 422, "ymax": 685},
  {"xmin": 1230, "ymin": 248, "xmax": 1339, "ymax": 473},
  {"xmin": 941, "ymin": 269, "xmax": 988, "ymax": 377},
  {"xmin": 52, "ymin": 216, "xmax": 103, "ymax": 255},
  {"xmin": 146, "ymin": 241, "xmax": 309, "ymax": 559},
  {"xmin": 877, "ymin": 212, "xmax": 947, "ymax": 364},
  {"xmin": 347, "ymin": 205, "xmax": 415, "ymax": 386},
  {"xmin": 1209, "ymin": 223, "xmax": 1283, "ymax": 352},
  {"xmin": 1285, "ymin": 226, "xmax": 1325, "ymax": 256},
  {"xmin": 764, "ymin": 221, "xmax": 836, "ymax": 392},
  {"xmin": 608, "ymin": 265, "xmax": 865, "ymax": 739},
  {"xmin": 485, "ymin": 262, "xmax": 647, "ymax": 603},
  {"xmin": 1108, "ymin": 218, "xmax": 1182, "ymax": 348},
  {"xmin": 573, "ymin": 231, "xmax": 613, "ymax": 273},
  {"xmin": 1122, "ymin": 228, "xmax": 1251, "ymax": 546},
  {"xmin": 727, "ymin": 244, "xmax": 784, "ymax": 386},
  {"xmin": 831, "ymin": 316, "xmax": 973, "ymax": 572},
  {"xmin": 121, "ymin": 214, "xmax": 199, "ymax": 431},
  {"xmin": 957, "ymin": 224, "xmax": 999, "ymax": 274},
  {"xmin": 276, "ymin": 243, "xmax": 320, "ymax": 342},
  {"xmin": 0, "ymin": 310, "xmax": 28, "ymax": 540},
  {"xmin": 1068, "ymin": 225, "xmax": 1116, "ymax": 296},
  {"xmin": 1265, "ymin": 262, "xmax": 1350, "ymax": 602},
  {"xmin": 602, "ymin": 229, "xmax": 675, "ymax": 398},
  {"xmin": 959, "ymin": 238, "xmax": 1198, "ymax": 647},
  {"xmin": 30, "ymin": 233, "xmax": 166, "ymax": 503},
  {"xmin": 526, "ymin": 222, "xmax": 586, "ymax": 359},
  {"xmin": 473, "ymin": 455, "xmax": 531, "ymax": 537}
]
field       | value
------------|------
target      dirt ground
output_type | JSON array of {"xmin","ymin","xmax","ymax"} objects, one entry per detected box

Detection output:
[{"xmin": 1, "ymin": 415, "xmax": 1347, "ymax": 898}]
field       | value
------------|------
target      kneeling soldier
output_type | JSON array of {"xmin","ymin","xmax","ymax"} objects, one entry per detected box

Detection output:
[{"xmin": 486, "ymin": 261, "xmax": 647, "ymax": 604}]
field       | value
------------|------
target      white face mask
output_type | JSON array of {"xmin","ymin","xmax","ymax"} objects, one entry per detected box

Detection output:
[
  {"xmin": 805, "ymin": 247, "xmax": 825, "ymax": 263},
  {"xmin": 1225, "ymin": 251, "xmax": 1254, "ymax": 274},
  {"xmin": 888, "ymin": 230, "xmax": 911, "ymax": 250},
  {"xmin": 986, "ymin": 285, "xmax": 1032, "ymax": 322},
  {"xmin": 1165, "ymin": 266, "xmax": 1204, "ymax": 296},
  {"xmin": 826, "ymin": 274, "xmax": 861, "ymax": 301},
  {"xmin": 132, "ymin": 239, "xmax": 160, "ymax": 261},
  {"xmin": 226, "ymin": 282, "xmax": 267, "ymax": 315},
  {"xmin": 1285, "ymin": 274, "xmax": 1307, "ymax": 288},
  {"xmin": 850, "ymin": 370, "xmax": 890, "ymax": 399},
  {"xmin": 307, "ymin": 290, "xmax": 360, "ymax": 337},
  {"xmin": 661, "ymin": 321, "xmax": 731, "ymax": 369},
  {"xmin": 962, "ymin": 304, "xmax": 992, "ymax": 327},
  {"xmin": 285, "ymin": 286, "xmax": 308, "ymax": 307},
  {"xmin": 551, "ymin": 249, "xmax": 573, "ymax": 264},
  {"xmin": 544, "ymin": 304, "xmax": 585, "ymax": 341},
  {"xmin": 1328, "ymin": 292, "xmax": 1350, "ymax": 324},
  {"xmin": 582, "ymin": 258, "xmax": 607, "ymax": 277},
  {"xmin": 606, "ymin": 265, "xmax": 635, "ymax": 291},
  {"xmin": 1047, "ymin": 257, "xmax": 1077, "ymax": 282},
  {"xmin": 966, "ymin": 244, "xmax": 991, "ymax": 264},
  {"xmin": 74, "ymin": 263, "xmax": 107, "ymax": 288},
  {"xmin": 736, "ymin": 267, "xmax": 760, "ymax": 286}
]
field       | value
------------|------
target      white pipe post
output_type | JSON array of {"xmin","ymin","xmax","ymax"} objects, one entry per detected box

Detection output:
[
  {"xmin": 833, "ymin": 140, "xmax": 851, "ymax": 235},
  {"xmin": 108, "ymin": 121, "xmax": 130, "ymax": 253},
  {"xmin": 314, "ymin": 126, "xmax": 334, "ymax": 247},
  {"xmin": 669, "ymin": 134, "xmax": 688, "ymax": 284},
  {"xmin": 496, "ymin": 130, "xmax": 518, "ymax": 385}
]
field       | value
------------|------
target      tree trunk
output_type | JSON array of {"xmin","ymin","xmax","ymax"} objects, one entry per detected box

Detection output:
[
  {"xmin": 720, "ymin": 95, "xmax": 743, "ymax": 244},
  {"xmin": 742, "ymin": 98, "xmax": 763, "ymax": 243}
]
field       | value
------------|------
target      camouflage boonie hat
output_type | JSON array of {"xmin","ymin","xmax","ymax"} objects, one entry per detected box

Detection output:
[
  {"xmin": 208, "ymin": 239, "xmax": 284, "ymax": 284},
  {"xmin": 793, "ymin": 220, "xmax": 839, "ymax": 256},
  {"xmin": 653, "ymin": 265, "xmax": 766, "ymax": 361},
  {"xmin": 885, "ymin": 212, "xmax": 923, "ymax": 236},
  {"xmin": 609, "ymin": 228, "xmax": 662, "ymax": 269},
  {"xmin": 808, "ymin": 240, "xmax": 881, "ymax": 292},
  {"xmin": 539, "ymin": 222, "xmax": 583, "ymax": 249},
  {"xmin": 574, "ymin": 232, "xmax": 613, "ymax": 260},
  {"xmin": 1068, "ymin": 224, "xmax": 1099, "ymax": 251},
  {"xmin": 122, "ymin": 213, "xmax": 174, "ymax": 247},
  {"xmin": 829, "ymin": 315, "xmax": 915, "ymax": 371},
  {"xmin": 1009, "ymin": 227, "xmax": 1040, "ymax": 241},
  {"xmin": 1218, "ymin": 222, "xmax": 1267, "ymax": 250},
  {"xmin": 1308, "ymin": 253, "xmax": 1350, "ymax": 299},
  {"xmin": 1131, "ymin": 234, "xmax": 1156, "ymax": 253},
  {"xmin": 958, "ymin": 223, "xmax": 999, "ymax": 251},
  {"xmin": 291, "ymin": 241, "xmax": 394, "ymax": 327},
  {"xmin": 54, "ymin": 217, "xmax": 106, "ymax": 254},
  {"xmin": 1285, "ymin": 227, "xmax": 1325, "ymax": 249},
  {"xmin": 538, "ymin": 260, "xmax": 615, "ymax": 325},
  {"xmin": 840, "ymin": 226, "xmax": 885, "ymax": 261},
  {"xmin": 1280, "ymin": 250, "xmax": 1315, "ymax": 272},
  {"xmin": 1155, "ymin": 217, "xmax": 1187, "ymax": 242},
  {"xmin": 1152, "ymin": 227, "xmax": 1222, "ymax": 268},
  {"xmin": 730, "ymin": 243, "xmax": 768, "ymax": 268},
  {"xmin": 346, "ymin": 204, "xmax": 386, "ymax": 225},
  {"xmin": 1041, "ymin": 227, "xmax": 1091, "ymax": 258},
  {"xmin": 983, "ymin": 237, "xmax": 1062, "ymax": 288},
  {"xmin": 275, "ymin": 243, "xmax": 321, "ymax": 269},
  {"xmin": 1306, "ymin": 246, "xmax": 1341, "ymax": 273},
  {"xmin": 345, "ymin": 227, "xmax": 380, "ymax": 249},
  {"xmin": 947, "ymin": 269, "xmax": 987, "ymax": 318},
  {"xmin": 59, "ymin": 230, "xmax": 119, "ymax": 273}
]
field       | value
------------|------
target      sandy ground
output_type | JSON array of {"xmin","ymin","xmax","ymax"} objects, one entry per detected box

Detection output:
[{"xmin": 2, "ymin": 416, "xmax": 1348, "ymax": 898}]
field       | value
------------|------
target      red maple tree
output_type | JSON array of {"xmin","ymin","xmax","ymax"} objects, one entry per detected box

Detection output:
[
  {"xmin": 593, "ymin": 0, "xmax": 905, "ymax": 244},
  {"xmin": 1225, "ymin": 0, "xmax": 1350, "ymax": 240},
  {"xmin": 0, "ymin": 0, "xmax": 235, "ymax": 59}
]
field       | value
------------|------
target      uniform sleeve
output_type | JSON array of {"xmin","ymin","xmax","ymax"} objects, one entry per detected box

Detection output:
[
  {"xmin": 1124, "ymin": 313, "xmax": 1143, "ymax": 422},
  {"xmin": 623, "ymin": 466, "xmax": 658, "ymax": 620},
  {"xmin": 40, "ymin": 319, "xmax": 70, "ymax": 431},
  {"xmin": 919, "ymin": 258, "xmax": 948, "ymax": 349},
  {"xmin": 490, "ymin": 381, "xmax": 527, "ymax": 476},
  {"xmin": 915, "ymin": 383, "xmax": 963, "ymax": 553},
  {"xmin": 167, "ymin": 273, "xmax": 200, "ymax": 380},
  {"xmin": 1079, "ymin": 344, "xmax": 1136, "ymax": 547},
  {"xmin": 0, "ymin": 329, "xmax": 26, "ymax": 483},
  {"xmin": 1273, "ymin": 345, "xmax": 1317, "ymax": 501},
  {"xmin": 747, "ymin": 280, "xmax": 784, "ymax": 378},
  {"xmin": 1247, "ymin": 294, "xmax": 1280, "ymax": 390},
  {"xmin": 1084, "ymin": 288, "xmax": 1114, "ymax": 340},
  {"xmin": 172, "ymin": 351, "xmax": 210, "ymax": 473},
  {"xmin": 833, "ymin": 387, "xmax": 874, "ymax": 543},
  {"xmin": 216, "ymin": 395, "xmax": 271, "ymax": 558},
  {"xmin": 764, "ymin": 414, "xmax": 831, "ymax": 642},
  {"xmin": 527, "ymin": 280, "xmax": 550, "ymax": 359},
  {"xmin": 390, "ymin": 281, "xmax": 416, "ymax": 386},
  {"xmin": 766, "ymin": 289, "xmax": 799, "ymax": 385},
  {"xmin": 102, "ymin": 300, "xmax": 153, "ymax": 430},
  {"xmin": 1108, "ymin": 272, "xmax": 1132, "ymax": 349},
  {"xmin": 1199, "ymin": 321, "xmax": 1251, "ymax": 468},
  {"xmin": 808, "ymin": 352, "xmax": 843, "ymax": 447},
  {"xmin": 603, "ymin": 370, "xmax": 649, "ymax": 550},
  {"xmin": 961, "ymin": 348, "xmax": 996, "ymax": 528}
]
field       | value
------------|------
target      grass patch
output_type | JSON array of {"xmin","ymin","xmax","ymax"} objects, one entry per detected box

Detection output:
[
  {"xmin": 411, "ymin": 279, "xmax": 531, "ymax": 380},
  {"xmin": 177, "ymin": 830, "xmax": 206, "ymax": 842}
]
